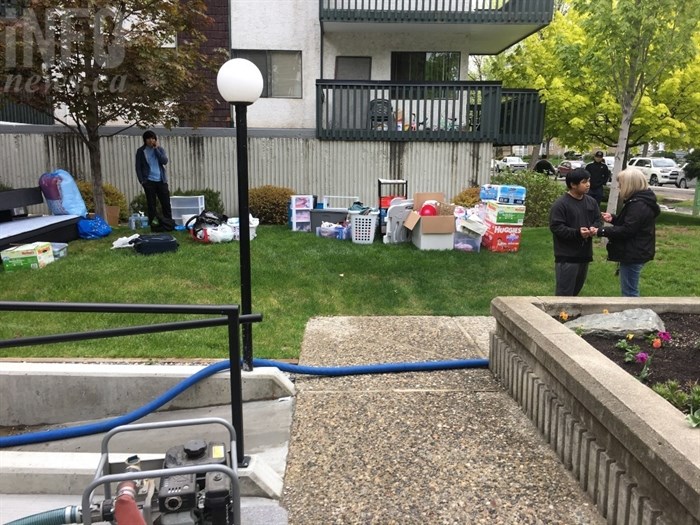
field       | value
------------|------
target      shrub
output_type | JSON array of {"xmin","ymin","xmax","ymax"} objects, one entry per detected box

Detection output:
[
  {"xmin": 0, "ymin": 182, "xmax": 12, "ymax": 191},
  {"xmin": 452, "ymin": 187, "xmax": 481, "ymax": 208},
  {"xmin": 77, "ymin": 181, "xmax": 128, "ymax": 221},
  {"xmin": 249, "ymin": 185, "xmax": 295, "ymax": 225},
  {"xmin": 491, "ymin": 170, "xmax": 564, "ymax": 227},
  {"xmin": 130, "ymin": 188, "xmax": 225, "ymax": 217}
]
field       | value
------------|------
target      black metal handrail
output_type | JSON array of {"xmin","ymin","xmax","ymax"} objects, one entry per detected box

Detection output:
[
  {"xmin": 316, "ymin": 80, "xmax": 544, "ymax": 145},
  {"xmin": 0, "ymin": 301, "xmax": 262, "ymax": 466}
]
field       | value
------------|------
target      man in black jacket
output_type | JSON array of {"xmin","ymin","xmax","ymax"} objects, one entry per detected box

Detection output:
[
  {"xmin": 549, "ymin": 168, "xmax": 602, "ymax": 296},
  {"xmin": 585, "ymin": 150, "xmax": 611, "ymax": 206},
  {"xmin": 135, "ymin": 130, "xmax": 173, "ymax": 229}
]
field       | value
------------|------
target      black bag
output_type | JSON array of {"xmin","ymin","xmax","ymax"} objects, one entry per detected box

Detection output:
[
  {"xmin": 130, "ymin": 233, "xmax": 179, "ymax": 255},
  {"xmin": 185, "ymin": 210, "xmax": 229, "ymax": 241}
]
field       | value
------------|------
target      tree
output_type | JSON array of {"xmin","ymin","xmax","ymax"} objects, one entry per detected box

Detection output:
[
  {"xmin": 572, "ymin": 0, "xmax": 700, "ymax": 212},
  {"xmin": 0, "ymin": 0, "xmax": 218, "ymax": 216}
]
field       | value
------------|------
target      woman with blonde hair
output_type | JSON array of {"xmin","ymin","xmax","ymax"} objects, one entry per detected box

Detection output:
[{"xmin": 596, "ymin": 168, "xmax": 660, "ymax": 296}]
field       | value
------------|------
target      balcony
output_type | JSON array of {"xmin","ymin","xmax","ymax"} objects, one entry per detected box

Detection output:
[
  {"xmin": 316, "ymin": 80, "xmax": 544, "ymax": 145},
  {"xmin": 320, "ymin": 0, "xmax": 554, "ymax": 53}
]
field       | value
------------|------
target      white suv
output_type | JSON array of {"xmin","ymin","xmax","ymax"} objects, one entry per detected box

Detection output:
[
  {"xmin": 627, "ymin": 157, "xmax": 680, "ymax": 186},
  {"xmin": 496, "ymin": 156, "xmax": 527, "ymax": 172}
]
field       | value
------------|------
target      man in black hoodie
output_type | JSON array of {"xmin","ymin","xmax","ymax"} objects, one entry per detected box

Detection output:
[
  {"xmin": 597, "ymin": 168, "xmax": 660, "ymax": 297},
  {"xmin": 549, "ymin": 168, "xmax": 602, "ymax": 296}
]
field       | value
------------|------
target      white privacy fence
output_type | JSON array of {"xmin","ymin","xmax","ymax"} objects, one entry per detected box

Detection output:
[{"xmin": 0, "ymin": 125, "xmax": 493, "ymax": 216}]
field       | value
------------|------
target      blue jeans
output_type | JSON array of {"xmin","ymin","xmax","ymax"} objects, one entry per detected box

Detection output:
[{"xmin": 619, "ymin": 263, "xmax": 644, "ymax": 297}]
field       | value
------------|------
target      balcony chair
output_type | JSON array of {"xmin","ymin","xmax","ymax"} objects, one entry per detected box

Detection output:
[{"xmin": 368, "ymin": 99, "xmax": 394, "ymax": 131}]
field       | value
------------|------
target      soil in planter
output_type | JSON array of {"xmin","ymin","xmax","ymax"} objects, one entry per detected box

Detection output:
[{"xmin": 582, "ymin": 313, "xmax": 700, "ymax": 399}]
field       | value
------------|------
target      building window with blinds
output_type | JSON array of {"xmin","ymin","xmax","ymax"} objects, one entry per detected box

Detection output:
[{"xmin": 232, "ymin": 50, "xmax": 302, "ymax": 99}]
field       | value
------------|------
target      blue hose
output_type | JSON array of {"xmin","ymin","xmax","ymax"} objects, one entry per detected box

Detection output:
[{"xmin": 0, "ymin": 357, "xmax": 488, "ymax": 448}]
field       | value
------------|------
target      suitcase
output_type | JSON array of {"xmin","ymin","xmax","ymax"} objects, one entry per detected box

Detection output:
[{"xmin": 131, "ymin": 234, "xmax": 179, "ymax": 255}]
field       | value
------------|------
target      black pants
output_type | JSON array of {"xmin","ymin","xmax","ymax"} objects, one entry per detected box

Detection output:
[
  {"xmin": 588, "ymin": 187, "xmax": 604, "ymax": 205},
  {"xmin": 555, "ymin": 261, "xmax": 589, "ymax": 296},
  {"xmin": 143, "ymin": 181, "xmax": 172, "ymax": 224}
]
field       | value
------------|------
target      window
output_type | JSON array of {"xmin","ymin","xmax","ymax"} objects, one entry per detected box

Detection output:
[
  {"xmin": 391, "ymin": 52, "xmax": 460, "ymax": 82},
  {"xmin": 390, "ymin": 52, "xmax": 460, "ymax": 99},
  {"xmin": 0, "ymin": 0, "xmax": 22, "ymax": 18},
  {"xmin": 233, "ymin": 50, "xmax": 302, "ymax": 99}
]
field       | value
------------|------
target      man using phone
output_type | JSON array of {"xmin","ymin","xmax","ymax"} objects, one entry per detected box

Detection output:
[{"xmin": 135, "ymin": 130, "xmax": 173, "ymax": 230}]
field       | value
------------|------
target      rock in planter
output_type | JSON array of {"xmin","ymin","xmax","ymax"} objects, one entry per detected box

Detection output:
[{"xmin": 564, "ymin": 308, "xmax": 665, "ymax": 337}]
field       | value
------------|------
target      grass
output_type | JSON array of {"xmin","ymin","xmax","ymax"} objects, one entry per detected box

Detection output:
[{"xmin": 1, "ymin": 212, "xmax": 699, "ymax": 361}]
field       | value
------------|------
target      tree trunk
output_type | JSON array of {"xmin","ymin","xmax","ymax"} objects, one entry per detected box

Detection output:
[
  {"xmin": 527, "ymin": 144, "xmax": 539, "ymax": 170},
  {"xmin": 87, "ymin": 129, "xmax": 105, "ymax": 218},
  {"xmin": 608, "ymin": 99, "xmax": 634, "ymax": 214}
]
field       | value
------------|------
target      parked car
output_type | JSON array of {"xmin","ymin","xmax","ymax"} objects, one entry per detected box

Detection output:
[
  {"xmin": 627, "ymin": 157, "xmax": 681, "ymax": 186},
  {"xmin": 555, "ymin": 160, "xmax": 585, "ymax": 179},
  {"xmin": 676, "ymin": 163, "xmax": 697, "ymax": 188},
  {"xmin": 495, "ymin": 156, "xmax": 527, "ymax": 172},
  {"xmin": 604, "ymin": 156, "xmax": 615, "ymax": 169}
]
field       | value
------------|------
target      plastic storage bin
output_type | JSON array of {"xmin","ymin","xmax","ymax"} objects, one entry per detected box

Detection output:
[
  {"xmin": 50, "ymin": 242, "xmax": 68, "ymax": 259},
  {"xmin": 350, "ymin": 211, "xmax": 379, "ymax": 244},
  {"xmin": 170, "ymin": 195, "xmax": 205, "ymax": 226}
]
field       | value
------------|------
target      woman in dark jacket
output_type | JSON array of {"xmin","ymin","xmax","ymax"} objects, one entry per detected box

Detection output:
[{"xmin": 597, "ymin": 168, "xmax": 660, "ymax": 297}]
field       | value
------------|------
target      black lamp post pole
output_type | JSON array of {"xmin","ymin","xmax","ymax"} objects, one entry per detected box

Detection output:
[{"xmin": 234, "ymin": 102, "xmax": 254, "ymax": 371}]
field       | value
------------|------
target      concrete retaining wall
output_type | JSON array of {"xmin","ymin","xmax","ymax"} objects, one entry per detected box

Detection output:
[
  {"xmin": 489, "ymin": 297, "xmax": 700, "ymax": 525},
  {"xmin": 0, "ymin": 363, "xmax": 295, "ymax": 426}
]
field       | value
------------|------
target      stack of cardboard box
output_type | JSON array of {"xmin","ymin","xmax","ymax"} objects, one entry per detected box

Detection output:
[{"xmin": 479, "ymin": 185, "xmax": 527, "ymax": 252}]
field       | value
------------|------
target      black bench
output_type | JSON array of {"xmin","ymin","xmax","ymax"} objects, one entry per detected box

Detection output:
[{"xmin": 0, "ymin": 187, "xmax": 81, "ymax": 251}]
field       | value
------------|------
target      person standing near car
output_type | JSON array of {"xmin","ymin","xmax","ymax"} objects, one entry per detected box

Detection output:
[
  {"xmin": 549, "ymin": 168, "xmax": 602, "ymax": 296},
  {"xmin": 534, "ymin": 154, "xmax": 556, "ymax": 176},
  {"xmin": 585, "ymin": 150, "xmax": 612, "ymax": 206},
  {"xmin": 135, "ymin": 130, "xmax": 173, "ymax": 229},
  {"xmin": 596, "ymin": 168, "xmax": 660, "ymax": 297}
]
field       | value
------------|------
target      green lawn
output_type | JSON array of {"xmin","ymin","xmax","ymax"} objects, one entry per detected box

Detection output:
[{"xmin": 1, "ymin": 212, "xmax": 699, "ymax": 361}]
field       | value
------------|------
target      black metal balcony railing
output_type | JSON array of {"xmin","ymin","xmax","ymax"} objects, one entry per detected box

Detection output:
[
  {"xmin": 320, "ymin": 0, "xmax": 553, "ymax": 25},
  {"xmin": 0, "ymin": 98, "xmax": 54, "ymax": 125},
  {"xmin": 316, "ymin": 80, "xmax": 544, "ymax": 145}
]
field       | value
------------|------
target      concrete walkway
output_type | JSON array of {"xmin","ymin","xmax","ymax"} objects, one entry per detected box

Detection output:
[
  {"xmin": 1, "ymin": 316, "xmax": 607, "ymax": 524},
  {"xmin": 282, "ymin": 316, "xmax": 604, "ymax": 524}
]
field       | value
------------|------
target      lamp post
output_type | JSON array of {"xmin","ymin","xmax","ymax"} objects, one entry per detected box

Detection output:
[{"xmin": 217, "ymin": 58, "xmax": 263, "ymax": 465}]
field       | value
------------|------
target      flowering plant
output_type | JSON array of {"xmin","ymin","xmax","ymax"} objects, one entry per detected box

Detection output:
[{"xmin": 614, "ymin": 331, "xmax": 672, "ymax": 382}]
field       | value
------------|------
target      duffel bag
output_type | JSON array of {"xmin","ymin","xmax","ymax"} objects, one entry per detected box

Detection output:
[{"xmin": 130, "ymin": 233, "xmax": 179, "ymax": 255}]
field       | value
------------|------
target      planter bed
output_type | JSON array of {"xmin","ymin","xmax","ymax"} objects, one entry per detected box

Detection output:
[{"xmin": 489, "ymin": 296, "xmax": 700, "ymax": 525}]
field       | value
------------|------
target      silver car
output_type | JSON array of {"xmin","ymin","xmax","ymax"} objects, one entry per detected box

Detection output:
[{"xmin": 676, "ymin": 164, "xmax": 697, "ymax": 188}]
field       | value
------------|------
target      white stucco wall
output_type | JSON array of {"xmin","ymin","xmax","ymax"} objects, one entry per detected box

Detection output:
[
  {"xmin": 231, "ymin": 2, "xmax": 473, "ymax": 129},
  {"xmin": 231, "ymin": 0, "xmax": 320, "ymax": 129}
]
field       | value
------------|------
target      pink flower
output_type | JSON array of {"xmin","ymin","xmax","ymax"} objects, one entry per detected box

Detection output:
[
  {"xmin": 658, "ymin": 331, "xmax": 672, "ymax": 342},
  {"xmin": 635, "ymin": 352, "xmax": 649, "ymax": 364}
]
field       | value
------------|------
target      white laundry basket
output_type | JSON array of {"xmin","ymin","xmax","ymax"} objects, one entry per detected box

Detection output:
[{"xmin": 350, "ymin": 211, "xmax": 379, "ymax": 244}]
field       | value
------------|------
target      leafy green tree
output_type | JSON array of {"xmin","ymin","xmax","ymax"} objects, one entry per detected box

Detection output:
[
  {"xmin": 572, "ymin": 0, "xmax": 700, "ymax": 212},
  {"xmin": 0, "ymin": 0, "xmax": 218, "ymax": 216}
]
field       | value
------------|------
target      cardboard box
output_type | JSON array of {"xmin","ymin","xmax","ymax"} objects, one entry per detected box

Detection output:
[
  {"xmin": 410, "ymin": 220, "xmax": 454, "ymax": 250},
  {"xmin": 403, "ymin": 192, "xmax": 456, "ymax": 250},
  {"xmin": 403, "ymin": 193, "xmax": 455, "ymax": 234},
  {"xmin": 479, "ymin": 184, "xmax": 527, "ymax": 205},
  {"xmin": 481, "ymin": 220, "xmax": 522, "ymax": 252},
  {"xmin": 484, "ymin": 201, "xmax": 526, "ymax": 225},
  {"xmin": 1, "ymin": 242, "xmax": 54, "ymax": 271},
  {"xmin": 105, "ymin": 205, "xmax": 120, "ymax": 227}
]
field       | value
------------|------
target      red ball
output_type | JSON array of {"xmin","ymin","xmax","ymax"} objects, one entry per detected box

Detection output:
[{"xmin": 420, "ymin": 203, "xmax": 437, "ymax": 216}]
